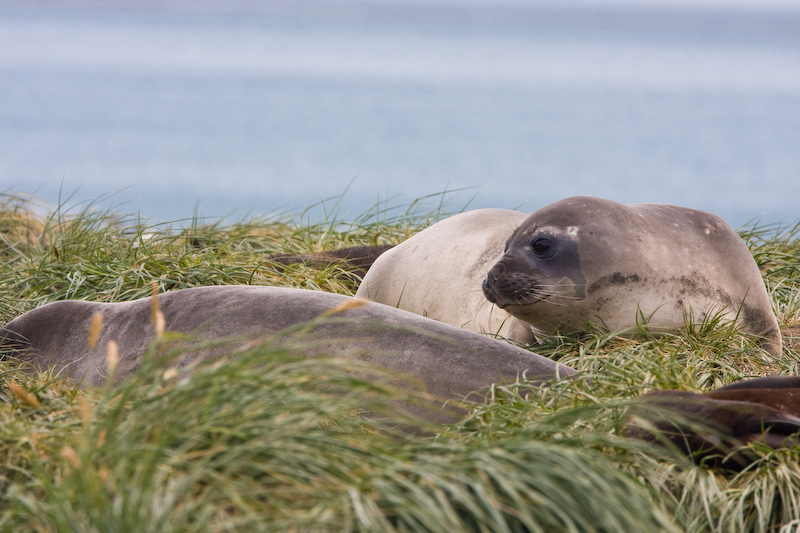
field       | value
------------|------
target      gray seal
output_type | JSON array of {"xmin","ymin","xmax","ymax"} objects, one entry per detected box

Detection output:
[
  {"xmin": 0, "ymin": 286, "xmax": 573, "ymax": 419},
  {"xmin": 482, "ymin": 196, "xmax": 782, "ymax": 356}
]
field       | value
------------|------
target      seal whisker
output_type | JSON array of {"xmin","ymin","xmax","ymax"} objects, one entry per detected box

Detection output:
[{"xmin": 528, "ymin": 290, "xmax": 582, "ymax": 302}]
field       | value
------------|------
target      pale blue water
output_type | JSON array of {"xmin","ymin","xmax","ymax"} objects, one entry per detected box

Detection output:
[{"xmin": 1, "ymin": 1, "xmax": 799, "ymax": 226}]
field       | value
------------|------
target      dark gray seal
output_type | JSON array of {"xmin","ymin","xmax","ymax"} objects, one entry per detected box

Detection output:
[
  {"xmin": 483, "ymin": 196, "xmax": 782, "ymax": 356},
  {"xmin": 268, "ymin": 245, "xmax": 394, "ymax": 278},
  {"xmin": 627, "ymin": 376, "xmax": 800, "ymax": 470},
  {"xmin": 0, "ymin": 286, "xmax": 573, "ymax": 417}
]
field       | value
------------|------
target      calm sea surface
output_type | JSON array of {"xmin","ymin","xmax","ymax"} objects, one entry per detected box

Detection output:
[{"xmin": 1, "ymin": 0, "xmax": 799, "ymax": 226}]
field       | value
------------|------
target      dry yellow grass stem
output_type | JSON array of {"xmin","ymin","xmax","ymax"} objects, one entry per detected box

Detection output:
[
  {"xmin": 87, "ymin": 311, "xmax": 103, "ymax": 351},
  {"xmin": 7, "ymin": 379, "xmax": 40, "ymax": 408}
]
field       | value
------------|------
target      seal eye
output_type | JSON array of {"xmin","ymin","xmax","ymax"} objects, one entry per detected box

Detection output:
[{"xmin": 531, "ymin": 237, "xmax": 553, "ymax": 257}]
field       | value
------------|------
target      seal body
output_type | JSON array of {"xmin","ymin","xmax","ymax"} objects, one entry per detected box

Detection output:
[
  {"xmin": 482, "ymin": 196, "xmax": 781, "ymax": 355},
  {"xmin": 0, "ymin": 286, "xmax": 572, "ymax": 404},
  {"xmin": 628, "ymin": 376, "xmax": 800, "ymax": 470},
  {"xmin": 356, "ymin": 209, "xmax": 536, "ymax": 343},
  {"xmin": 268, "ymin": 245, "xmax": 394, "ymax": 278}
]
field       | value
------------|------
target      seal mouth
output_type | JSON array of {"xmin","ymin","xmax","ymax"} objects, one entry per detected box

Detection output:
[{"xmin": 482, "ymin": 272, "xmax": 546, "ymax": 308}]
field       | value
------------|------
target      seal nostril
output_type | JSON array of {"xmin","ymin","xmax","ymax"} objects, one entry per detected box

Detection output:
[
  {"xmin": 487, "ymin": 263, "xmax": 505, "ymax": 282},
  {"xmin": 482, "ymin": 277, "xmax": 498, "ymax": 303}
]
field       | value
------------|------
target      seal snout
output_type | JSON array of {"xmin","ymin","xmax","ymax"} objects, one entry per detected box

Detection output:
[
  {"xmin": 483, "ymin": 260, "xmax": 542, "ymax": 308},
  {"xmin": 482, "ymin": 262, "xmax": 505, "ymax": 304}
]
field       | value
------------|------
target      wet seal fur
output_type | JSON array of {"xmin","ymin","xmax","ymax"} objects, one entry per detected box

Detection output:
[
  {"xmin": 627, "ymin": 376, "xmax": 800, "ymax": 470},
  {"xmin": 0, "ymin": 286, "xmax": 573, "ymax": 421},
  {"xmin": 483, "ymin": 196, "xmax": 782, "ymax": 355},
  {"xmin": 356, "ymin": 209, "xmax": 535, "ymax": 342}
]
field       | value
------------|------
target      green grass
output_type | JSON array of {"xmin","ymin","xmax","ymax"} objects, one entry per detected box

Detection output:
[{"xmin": 1, "ymin": 192, "xmax": 799, "ymax": 532}]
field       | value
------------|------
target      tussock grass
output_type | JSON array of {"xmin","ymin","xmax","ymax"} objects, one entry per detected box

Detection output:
[
  {"xmin": 0, "ymin": 341, "xmax": 678, "ymax": 532},
  {"xmin": 740, "ymin": 220, "xmax": 800, "ymax": 326},
  {"xmin": 0, "ymin": 191, "xmax": 459, "ymax": 322},
  {"xmin": 1, "ymin": 192, "xmax": 800, "ymax": 531}
]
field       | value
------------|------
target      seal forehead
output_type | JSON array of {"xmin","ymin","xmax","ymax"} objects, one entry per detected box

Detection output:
[
  {"xmin": 525, "ymin": 196, "xmax": 635, "ymax": 234},
  {"xmin": 511, "ymin": 222, "xmax": 572, "ymax": 241}
]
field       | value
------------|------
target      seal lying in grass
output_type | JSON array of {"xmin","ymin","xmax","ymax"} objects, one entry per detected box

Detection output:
[
  {"xmin": 0, "ymin": 286, "xmax": 573, "ymax": 418},
  {"xmin": 627, "ymin": 376, "xmax": 800, "ymax": 470},
  {"xmin": 482, "ymin": 196, "xmax": 781, "ymax": 355},
  {"xmin": 357, "ymin": 209, "xmax": 534, "ymax": 342},
  {"xmin": 358, "ymin": 197, "xmax": 781, "ymax": 356},
  {"xmin": 268, "ymin": 245, "xmax": 394, "ymax": 278}
]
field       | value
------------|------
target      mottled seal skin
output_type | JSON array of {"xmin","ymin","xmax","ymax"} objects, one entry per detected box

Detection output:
[
  {"xmin": 356, "ymin": 209, "xmax": 536, "ymax": 343},
  {"xmin": 627, "ymin": 376, "xmax": 800, "ymax": 470},
  {"xmin": 0, "ymin": 286, "xmax": 573, "ymax": 410},
  {"xmin": 483, "ymin": 196, "xmax": 782, "ymax": 356}
]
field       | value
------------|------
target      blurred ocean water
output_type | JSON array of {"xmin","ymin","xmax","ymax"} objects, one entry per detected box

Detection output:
[{"xmin": 1, "ymin": 0, "xmax": 798, "ymax": 225}]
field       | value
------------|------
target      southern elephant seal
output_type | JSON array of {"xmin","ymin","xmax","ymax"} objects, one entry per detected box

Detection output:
[
  {"xmin": 268, "ymin": 244, "xmax": 395, "ymax": 279},
  {"xmin": 356, "ymin": 209, "xmax": 535, "ymax": 343},
  {"xmin": 483, "ymin": 196, "xmax": 782, "ymax": 356},
  {"xmin": 627, "ymin": 376, "xmax": 800, "ymax": 470},
  {"xmin": 0, "ymin": 286, "xmax": 573, "ymax": 419}
]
